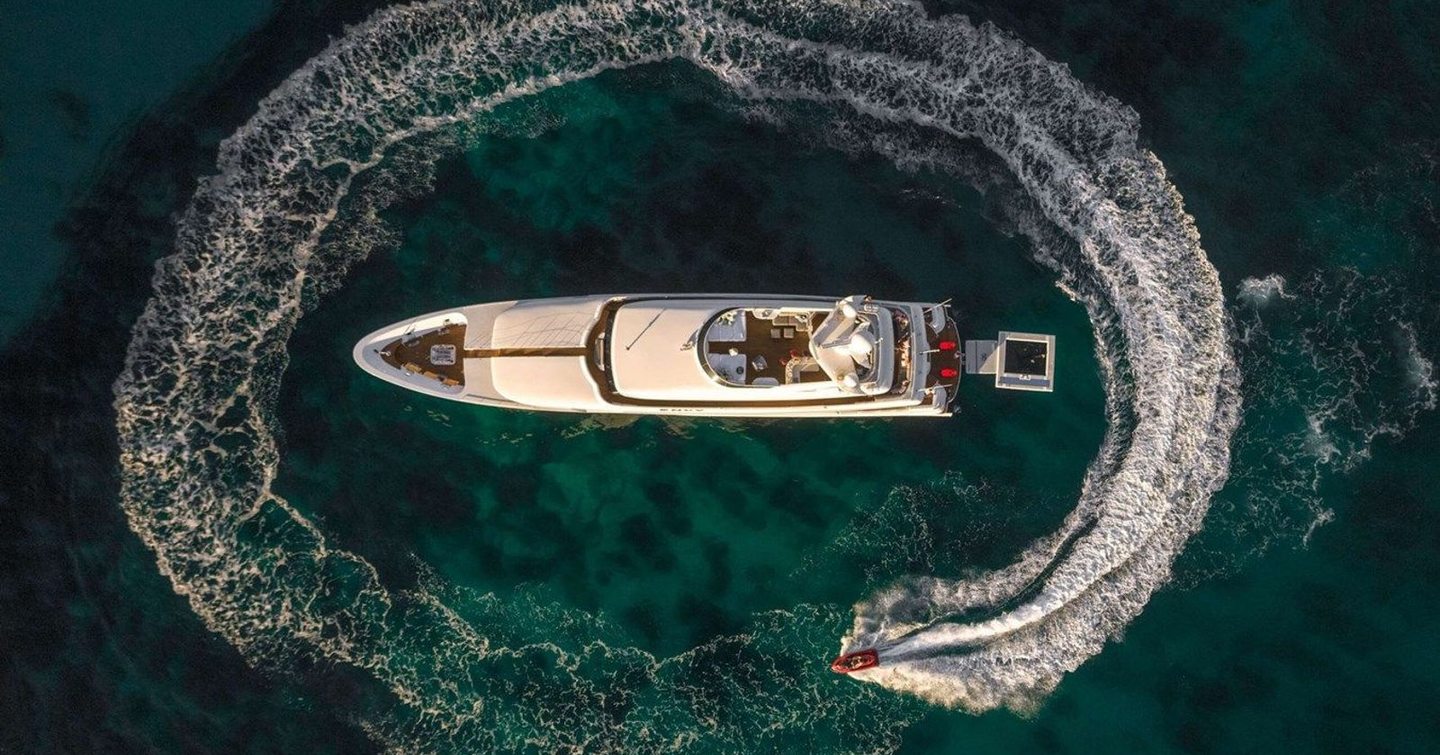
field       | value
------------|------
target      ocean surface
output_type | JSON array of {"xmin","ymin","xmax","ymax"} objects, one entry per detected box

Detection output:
[{"xmin": 1, "ymin": 0, "xmax": 1436, "ymax": 752}]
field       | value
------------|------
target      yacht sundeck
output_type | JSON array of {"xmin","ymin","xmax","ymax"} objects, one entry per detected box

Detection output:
[{"xmin": 353, "ymin": 294, "xmax": 966, "ymax": 418}]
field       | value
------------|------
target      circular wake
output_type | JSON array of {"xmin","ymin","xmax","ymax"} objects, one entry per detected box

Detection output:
[{"xmin": 113, "ymin": 0, "xmax": 1238, "ymax": 747}]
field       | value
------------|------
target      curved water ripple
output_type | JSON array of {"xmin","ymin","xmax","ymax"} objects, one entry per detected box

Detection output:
[{"xmin": 113, "ymin": 0, "xmax": 1239, "ymax": 747}]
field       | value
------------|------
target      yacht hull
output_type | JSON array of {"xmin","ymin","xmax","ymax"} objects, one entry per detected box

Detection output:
[{"xmin": 353, "ymin": 294, "xmax": 960, "ymax": 418}]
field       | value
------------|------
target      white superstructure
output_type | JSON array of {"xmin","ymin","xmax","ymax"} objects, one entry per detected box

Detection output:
[{"xmin": 353, "ymin": 294, "xmax": 963, "ymax": 417}]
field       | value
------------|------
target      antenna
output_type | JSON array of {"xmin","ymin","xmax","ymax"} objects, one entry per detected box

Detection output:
[
  {"xmin": 921, "ymin": 298, "xmax": 952, "ymax": 316},
  {"xmin": 626, "ymin": 310, "xmax": 665, "ymax": 351}
]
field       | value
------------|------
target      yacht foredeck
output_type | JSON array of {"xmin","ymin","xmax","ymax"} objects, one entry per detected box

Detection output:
[{"xmin": 376, "ymin": 322, "xmax": 467, "ymax": 386}]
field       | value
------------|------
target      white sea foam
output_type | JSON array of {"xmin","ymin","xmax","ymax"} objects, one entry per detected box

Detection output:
[
  {"xmin": 1237, "ymin": 274, "xmax": 1294, "ymax": 307},
  {"xmin": 1223, "ymin": 268, "xmax": 1436, "ymax": 553},
  {"xmin": 114, "ymin": 0, "xmax": 1244, "ymax": 745},
  {"xmin": 1399, "ymin": 322, "xmax": 1437, "ymax": 402}
]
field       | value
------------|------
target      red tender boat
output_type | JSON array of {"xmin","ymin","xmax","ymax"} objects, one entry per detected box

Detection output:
[{"xmin": 829, "ymin": 649, "xmax": 880, "ymax": 674}]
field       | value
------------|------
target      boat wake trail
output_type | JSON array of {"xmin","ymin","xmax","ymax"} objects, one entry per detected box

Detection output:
[{"xmin": 113, "ymin": 0, "xmax": 1239, "ymax": 746}]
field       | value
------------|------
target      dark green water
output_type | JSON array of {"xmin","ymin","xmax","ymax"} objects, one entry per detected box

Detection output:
[
  {"xmin": 2, "ymin": 0, "xmax": 1437, "ymax": 752},
  {"xmin": 0, "ymin": 0, "xmax": 272, "ymax": 343}
]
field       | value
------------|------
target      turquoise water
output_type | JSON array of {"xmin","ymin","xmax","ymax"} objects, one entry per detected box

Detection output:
[{"xmin": 1, "ymin": 0, "xmax": 1437, "ymax": 752}]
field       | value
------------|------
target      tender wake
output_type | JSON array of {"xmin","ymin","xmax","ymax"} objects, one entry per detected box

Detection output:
[{"xmin": 114, "ymin": 0, "xmax": 1241, "ymax": 746}]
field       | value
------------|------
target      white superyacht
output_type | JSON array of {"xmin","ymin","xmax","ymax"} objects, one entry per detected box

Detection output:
[{"xmin": 353, "ymin": 294, "xmax": 1053, "ymax": 417}]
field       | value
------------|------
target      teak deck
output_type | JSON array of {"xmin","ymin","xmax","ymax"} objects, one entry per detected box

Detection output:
[
  {"xmin": 378, "ymin": 324, "xmax": 467, "ymax": 385},
  {"xmin": 704, "ymin": 311, "xmax": 830, "ymax": 385}
]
